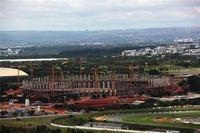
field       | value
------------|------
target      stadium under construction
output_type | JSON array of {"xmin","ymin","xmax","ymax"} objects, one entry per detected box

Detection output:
[{"xmin": 22, "ymin": 70, "xmax": 172, "ymax": 98}]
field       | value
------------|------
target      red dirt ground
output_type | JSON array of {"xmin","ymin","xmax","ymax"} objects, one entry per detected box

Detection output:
[
  {"xmin": 4, "ymin": 88, "xmax": 23, "ymax": 95},
  {"xmin": 71, "ymin": 96, "xmax": 148, "ymax": 108}
]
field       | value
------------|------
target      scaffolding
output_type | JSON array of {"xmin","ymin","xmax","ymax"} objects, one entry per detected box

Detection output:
[{"xmin": 23, "ymin": 71, "xmax": 170, "ymax": 97}]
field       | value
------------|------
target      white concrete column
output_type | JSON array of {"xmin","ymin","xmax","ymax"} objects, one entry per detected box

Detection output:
[{"xmin": 102, "ymin": 81, "xmax": 105, "ymax": 89}]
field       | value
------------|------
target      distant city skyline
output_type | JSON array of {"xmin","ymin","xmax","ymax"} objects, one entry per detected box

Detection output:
[{"xmin": 1, "ymin": 0, "xmax": 200, "ymax": 31}]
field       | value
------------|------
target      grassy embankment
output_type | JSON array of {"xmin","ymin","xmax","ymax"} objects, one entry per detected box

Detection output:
[{"xmin": 122, "ymin": 112, "xmax": 200, "ymax": 129}]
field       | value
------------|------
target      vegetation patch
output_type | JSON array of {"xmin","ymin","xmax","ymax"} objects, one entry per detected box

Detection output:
[{"xmin": 122, "ymin": 112, "xmax": 200, "ymax": 129}]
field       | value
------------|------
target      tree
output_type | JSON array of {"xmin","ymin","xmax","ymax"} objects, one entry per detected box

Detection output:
[
  {"xmin": 51, "ymin": 128, "xmax": 61, "ymax": 133},
  {"xmin": 1, "ymin": 110, "xmax": 8, "ymax": 116},
  {"xmin": 35, "ymin": 125, "xmax": 47, "ymax": 133},
  {"xmin": 187, "ymin": 75, "xmax": 200, "ymax": 92},
  {"xmin": 0, "ymin": 126, "xmax": 11, "ymax": 133},
  {"xmin": 148, "ymin": 69, "xmax": 160, "ymax": 75},
  {"xmin": 27, "ymin": 110, "xmax": 35, "ymax": 116}
]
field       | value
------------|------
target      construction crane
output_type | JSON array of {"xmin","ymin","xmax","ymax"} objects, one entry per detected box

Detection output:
[
  {"xmin": 17, "ymin": 66, "xmax": 20, "ymax": 89},
  {"xmin": 51, "ymin": 67, "xmax": 55, "ymax": 97},
  {"xmin": 94, "ymin": 65, "xmax": 98, "ymax": 91},
  {"xmin": 111, "ymin": 64, "xmax": 116, "ymax": 96},
  {"xmin": 128, "ymin": 63, "xmax": 134, "ymax": 81}
]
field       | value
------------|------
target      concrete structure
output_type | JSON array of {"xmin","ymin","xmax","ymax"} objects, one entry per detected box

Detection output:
[
  {"xmin": 23, "ymin": 73, "xmax": 170, "ymax": 97},
  {"xmin": 25, "ymin": 98, "xmax": 30, "ymax": 107}
]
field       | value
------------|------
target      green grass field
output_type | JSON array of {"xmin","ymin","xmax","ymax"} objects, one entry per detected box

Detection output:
[
  {"xmin": 1, "ymin": 107, "xmax": 200, "ymax": 132},
  {"xmin": 167, "ymin": 67, "xmax": 200, "ymax": 75},
  {"xmin": 122, "ymin": 112, "xmax": 200, "ymax": 129},
  {"xmin": 0, "ymin": 116, "xmax": 60, "ymax": 129},
  {"xmin": 0, "ymin": 116, "xmax": 120, "ymax": 133}
]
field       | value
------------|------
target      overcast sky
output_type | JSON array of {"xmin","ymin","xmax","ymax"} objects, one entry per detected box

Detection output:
[{"xmin": 1, "ymin": 0, "xmax": 200, "ymax": 31}]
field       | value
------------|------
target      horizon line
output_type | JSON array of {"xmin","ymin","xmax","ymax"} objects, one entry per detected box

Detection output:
[{"xmin": 1, "ymin": 25, "xmax": 200, "ymax": 32}]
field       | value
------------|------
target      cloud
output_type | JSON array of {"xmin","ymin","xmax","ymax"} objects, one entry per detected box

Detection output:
[{"xmin": 0, "ymin": 0, "xmax": 200, "ymax": 30}]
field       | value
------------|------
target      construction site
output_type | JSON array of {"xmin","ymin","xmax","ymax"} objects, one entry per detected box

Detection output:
[{"xmin": 22, "ymin": 67, "xmax": 171, "ymax": 98}]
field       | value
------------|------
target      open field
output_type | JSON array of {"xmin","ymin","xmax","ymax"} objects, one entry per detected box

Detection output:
[
  {"xmin": 167, "ymin": 67, "xmax": 200, "ymax": 75},
  {"xmin": 1, "ymin": 106, "xmax": 200, "ymax": 133},
  {"xmin": 0, "ymin": 116, "xmax": 60, "ymax": 129},
  {"xmin": 52, "ymin": 106, "xmax": 200, "ymax": 132},
  {"xmin": 52, "ymin": 106, "xmax": 200, "ymax": 125},
  {"xmin": 0, "ymin": 115, "xmax": 122, "ymax": 133},
  {"xmin": 122, "ymin": 112, "xmax": 200, "ymax": 129}
]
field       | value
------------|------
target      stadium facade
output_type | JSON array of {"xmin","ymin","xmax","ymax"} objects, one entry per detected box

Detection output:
[{"xmin": 23, "ymin": 73, "xmax": 170, "ymax": 97}]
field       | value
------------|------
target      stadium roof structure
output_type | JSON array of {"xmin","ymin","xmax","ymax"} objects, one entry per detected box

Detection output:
[{"xmin": 0, "ymin": 67, "xmax": 28, "ymax": 77}]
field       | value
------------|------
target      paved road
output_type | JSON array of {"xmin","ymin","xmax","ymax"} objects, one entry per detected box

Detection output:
[{"xmin": 50, "ymin": 123, "xmax": 164, "ymax": 133}]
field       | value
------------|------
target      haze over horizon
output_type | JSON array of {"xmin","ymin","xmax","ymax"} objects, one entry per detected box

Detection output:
[
  {"xmin": 1, "ymin": 0, "xmax": 200, "ymax": 31},
  {"xmin": 1, "ymin": 26, "xmax": 200, "ymax": 32}
]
